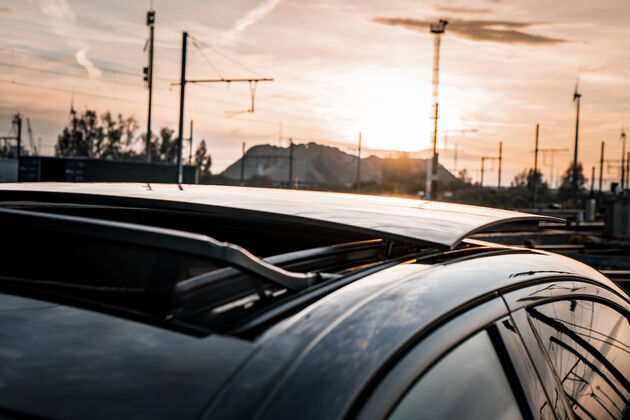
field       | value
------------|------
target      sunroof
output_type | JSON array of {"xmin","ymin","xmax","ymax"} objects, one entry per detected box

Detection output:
[{"xmin": 0, "ymin": 208, "xmax": 420, "ymax": 337}]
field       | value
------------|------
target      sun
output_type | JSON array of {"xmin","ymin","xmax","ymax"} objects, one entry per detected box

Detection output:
[{"xmin": 344, "ymin": 73, "xmax": 465, "ymax": 152}]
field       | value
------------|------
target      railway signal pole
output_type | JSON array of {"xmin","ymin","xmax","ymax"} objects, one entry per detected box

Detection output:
[
  {"xmin": 144, "ymin": 8, "xmax": 155, "ymax": 162},
  {"xmin": 176, "ymin": 32, "xmax": 188, "ymax": 184}
]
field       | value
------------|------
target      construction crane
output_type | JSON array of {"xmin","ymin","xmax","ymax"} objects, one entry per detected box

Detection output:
[
  {"xmin": 26, "ymin": 118, "xmax": 37, "ymax": 156},
  {"xmin": 427, "ymin": 19, "xmax": 448, "ymax": 200}
]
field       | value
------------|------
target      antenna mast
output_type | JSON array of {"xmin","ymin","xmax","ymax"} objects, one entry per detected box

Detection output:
[{"xmin": 428, "ymin": 19, "xmax": 448, "ymax": 200}]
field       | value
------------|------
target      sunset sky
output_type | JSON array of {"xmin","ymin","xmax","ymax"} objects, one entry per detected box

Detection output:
[{"xmin": 0, "ymin": 0, "xmax": 629, "ymax": 187}]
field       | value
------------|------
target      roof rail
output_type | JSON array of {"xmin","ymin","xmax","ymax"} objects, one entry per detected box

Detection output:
[{"xmin": 0, "ymin": 208, "xmax": 321, "ymax": 292}]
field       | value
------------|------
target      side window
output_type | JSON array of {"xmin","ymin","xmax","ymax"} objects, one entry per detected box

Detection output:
[
  {"xmin": 527, "ymin": 299, "xmax": 630, "ymax": 419},
  {"xmin": 389, "ymin": 330, "xmax": 524, "ymax": 420}
]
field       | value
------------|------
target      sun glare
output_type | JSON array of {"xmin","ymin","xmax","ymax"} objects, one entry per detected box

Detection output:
[{"xmin": 348, "ymin": 74, "xmax": 464, "ymax": 152}]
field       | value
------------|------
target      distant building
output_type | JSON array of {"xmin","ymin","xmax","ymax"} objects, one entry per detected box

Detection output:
[{"xmin": 18, "ymin": 156, "xmax": 197, "ymax": 184}]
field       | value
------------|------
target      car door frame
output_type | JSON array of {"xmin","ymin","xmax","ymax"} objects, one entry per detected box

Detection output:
[
  {"xmin": 353, "ymin": 295, "xmax": 536, "ymax": 420},
  {"xmin": 502, "ymin": 276, "xmax": 630, "ymax": 420}
]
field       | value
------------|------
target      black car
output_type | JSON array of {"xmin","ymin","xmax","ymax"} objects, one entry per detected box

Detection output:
[{"xmin": 0, "ymin": 183, "xmax": 628, "ymax": 420}]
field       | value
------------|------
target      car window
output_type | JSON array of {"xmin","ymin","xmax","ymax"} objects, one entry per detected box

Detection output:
[
  {"xmin": 527, "ymin": 299, "xmax": 630, "ymax": 419},
  {"xmin": 389, "ymin": 330, "xmax": 524, "ymax": 420}
]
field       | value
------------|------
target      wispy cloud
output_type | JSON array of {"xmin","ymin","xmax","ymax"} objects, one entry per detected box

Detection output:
[
  {"xmin": 432, "ymin": 5, "xmax": 490, "ymax": 14},
  {"xmin": 41, "ymin": 0, "xmax": 74, "ymax": 22},
  {"xmin": 75, "ymin": 47, "xmax": 102, "ymax": 79},
  {"xmin": 229, "ymin": 0, "xmax": 282, "ymax": 35},
  {"xmin": 40, "ymin": 0, "xmax": 103, "ymax": 80},
  {"xmin": 373, "ymin": 17, "xmax": 568, "ymax": 45},
  {"xmin": 0, "ymin": 7, "xmax": 13, "ymax": 14}
]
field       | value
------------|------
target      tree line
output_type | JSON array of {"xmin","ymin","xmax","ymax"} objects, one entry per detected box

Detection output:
[{"xmin": 55, "ymin": 109, "xmax": 212, "ymax": 180}]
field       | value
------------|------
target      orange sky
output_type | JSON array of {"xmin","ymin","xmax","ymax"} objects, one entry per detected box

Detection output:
[{"xmin": 0, "ymin": 0, "xmax": 629, "ymax": 188}]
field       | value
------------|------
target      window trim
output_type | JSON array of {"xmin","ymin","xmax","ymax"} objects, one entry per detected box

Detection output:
[
  {"xmin": 503, "ymin": 280, "xmax": 630, "ymax": 420},
  {"xmin": 501, "ymin": 277, "xmax": 630, "ymax": 314}
]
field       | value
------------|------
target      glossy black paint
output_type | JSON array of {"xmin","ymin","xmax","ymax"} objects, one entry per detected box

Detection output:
[
  {"xmin": 356, "ymin": 298, "xmax": 509, "ymax": 420},
  {"xmin": 0, "ymin": 241, "xmax": 627, "ymax": 419},
  {"xmin": 202, "ymin": 251, "xmax": 621, "ymax": 419},
  {"xmin": 0, "ymin": 293, "xmax": 254, "ymax": 419},
  {"xmin": 0, "ymin": 183, "xmax": 561, "ymax": 249}
]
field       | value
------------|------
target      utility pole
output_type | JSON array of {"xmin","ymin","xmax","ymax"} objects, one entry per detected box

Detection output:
[
  {"xmin": 278, "ymin": 122, "xmax": 282, "ymax": 146},
  {"xmin": 288, "ymin": 138, "xmax": 294, "ymax": 188},
  {"xmin": 599, "ymin": 142, "xmax": 606, "ymax": 196},
  {"xmin": 174, "ymin": 32, "xmax": 273, "ymax": 184},
  {"xmin": 572, "ymin": 78, "xmax": 582, "ymax": 196},
  {"xmin": 590, "ymin": 166, "xmax": 595, "ymax": 196},
  {"xmin": 144, "ymin": 8, "xmax": 155, "ymax": 162},
  {"xmin": 176, "ymin": 31, "xmax": 188, "ymax": 184},
  {"xmin": 14, "ymin": 113, "xmax": 22, "ymax": 182},
  {"xmin": 539, "ymin": 148, "xmax": 569, "ymax": 189},
  {"xmin": 188, "ymin": 120, "xmax": 193, "ymax": 165},
  {"xmin": 497, "ymin": 141, "xmax": 503, "ymax": 189},
  {"xmin": 620, "ymin": 129, "xmax": 627, "ymax": 191},
  {"xmin": 480, "ymin": 145, "xmax": 501, "ymax": 189},
  {"xmin": 428, "ymin": 19, "xmax": 448, "ymax": 200},
  {"xmin": 626, "ymin": 152, "xmax": 630, "ymax": 194},
  {"xmin": 26, "ymin": 118, "xmax": 37, "ymax": 156},
  {"xmin": 355, "ymin": 132, "xmax": 362, "ymax": 193},
  {"xmin": 453, "ymin": 143, "xmax": 458, "ymax": 173},
  {"xmin": 533, "ymin": 124, "xmax": 540, "ymax": 209},
  {"xmin": 240, "ymin": 142, "xmax": 246, "ymax": 186}
]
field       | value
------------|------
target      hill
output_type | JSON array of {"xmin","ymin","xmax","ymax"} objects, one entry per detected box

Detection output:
[{"xmin": 220, "ymin": 142, "xmax": 457, "ymax": 193}]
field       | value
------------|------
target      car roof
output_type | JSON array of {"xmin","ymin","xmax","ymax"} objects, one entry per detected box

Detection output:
[
  {"xmin": 0, "ymin": 183, "xmax": 562, "ymax": 250},
  {"xmin": 0, "ymin": 245, "xmax": 617, "ymax": 420},
  {"xmin": 204, "ymin": 250, "xmax": 620, "ymax": 419}
]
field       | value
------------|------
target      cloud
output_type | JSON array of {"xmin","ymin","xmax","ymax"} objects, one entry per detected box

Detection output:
[
  {"xmin": 75, "ymin": 47, "xmax": 103, "ymax": 79},
  {"xmin": 229, "ymin": 0, "xmax": 282, "ymax": 35},
  {"xmin": 432, "ymin": 5, "xmax": 490, "ymax": 14},
  {"xmin": 0, "ymin": 7, "xmax": 12, "ymax": 14},
  {"xmin": 40, "ymin": 0, "xmax": 103, "ymax": 80},
  {"xmin": 41, "ymin": 0, "xmax": 75, "ymax": 23},
  {"xmin": 372, "ymin": 17, "xmax": 568, "ymax": 45}
]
